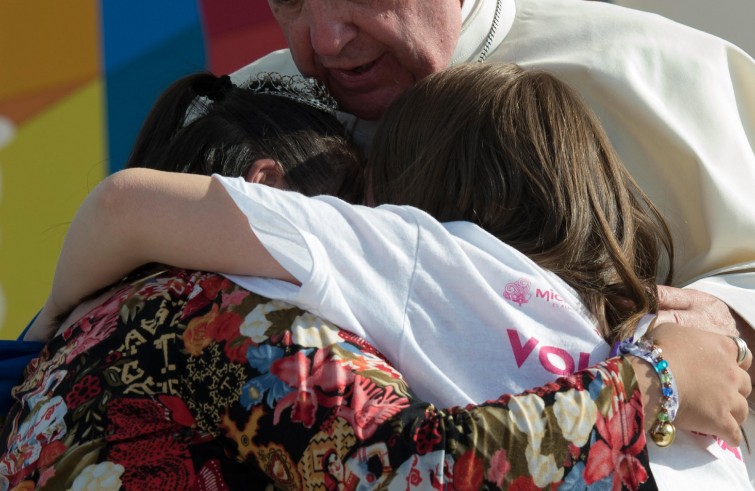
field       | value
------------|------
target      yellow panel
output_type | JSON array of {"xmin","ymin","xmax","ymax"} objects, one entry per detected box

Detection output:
[
  {"xmin": 0, "ymin": 0, "xmax": 99, "ymax": 100},
  {"xmin": 0, "ymin": 80, "xmax": 106, "ymax": 339}
]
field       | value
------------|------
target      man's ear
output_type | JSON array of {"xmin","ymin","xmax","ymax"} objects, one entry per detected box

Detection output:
[{"xmin": 245, "ymin": 158, "xmax": 288, "ymax": 189}]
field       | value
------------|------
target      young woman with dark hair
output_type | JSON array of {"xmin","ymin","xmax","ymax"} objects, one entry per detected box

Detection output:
[{"xmin": 126, "ymin": 72, "xmax": 363, "ymax": 201}]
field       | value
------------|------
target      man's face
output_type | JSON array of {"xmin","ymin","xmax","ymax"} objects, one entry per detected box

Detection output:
[{"xmin": 268, "ymin": 0, "xmax": 462, "ymax": 121}]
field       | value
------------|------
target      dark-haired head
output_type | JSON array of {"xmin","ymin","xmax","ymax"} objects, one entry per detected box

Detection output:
[
  {"xmin": 127, "ymin": 73, "xmax": 363, "ymax": 201},
  {"xmin": 369, "ymin": 62, "xmax": 674, "ymax": 343}
]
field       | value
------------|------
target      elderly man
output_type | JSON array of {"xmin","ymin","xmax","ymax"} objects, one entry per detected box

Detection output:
[
  {"xmin": 231, "ymin": 0, "xmax": 755, "ymax": 486},
  {"xmin": 234, "ymin": 0, "xmax": 755, "ymax": 338}
]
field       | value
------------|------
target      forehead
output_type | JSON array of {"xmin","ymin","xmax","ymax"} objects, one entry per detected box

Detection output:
[{"xmin": 267, "ymin": 0, "xmax": 460, "ymax": 18}]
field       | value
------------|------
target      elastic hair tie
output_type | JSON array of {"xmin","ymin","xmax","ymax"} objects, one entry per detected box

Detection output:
[
  {"xmin": 195, "ymin": 74, "xmax": 234, "ymax": 102},
  {"xmin": 618, "ymin": 337, "xmax": 679, "ymax": 447}
]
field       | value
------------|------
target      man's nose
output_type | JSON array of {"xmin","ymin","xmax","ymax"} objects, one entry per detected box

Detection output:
[{"xmin": 302, "ymin": 1, "xmax": 358, "ymax": 58}]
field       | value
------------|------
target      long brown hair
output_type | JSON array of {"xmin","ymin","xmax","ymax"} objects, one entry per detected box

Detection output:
[{"xmin": 368, "ymin": 63, "xmax": 673, "ymax": 344}]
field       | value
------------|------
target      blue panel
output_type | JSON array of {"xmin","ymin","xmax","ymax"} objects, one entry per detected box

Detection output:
[
  {"xmin": 101, "ymin": 0, "xmax": 204, "ymax": 72},
  {"xmin": 105, "ymin": 24, "xmax": 207, "ymax": 173}
]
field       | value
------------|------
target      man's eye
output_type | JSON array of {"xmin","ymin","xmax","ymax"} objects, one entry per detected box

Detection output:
[{"xmin": 268, "ymin": 0, "xmax": 302, "ymax": 17}]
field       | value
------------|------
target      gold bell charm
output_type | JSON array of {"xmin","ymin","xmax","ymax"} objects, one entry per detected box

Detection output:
[{"xmin": 650, "ymin": 421, "xmax": 676, "ymax": 447}]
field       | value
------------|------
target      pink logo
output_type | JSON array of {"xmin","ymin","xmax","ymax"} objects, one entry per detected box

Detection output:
[
  {"xmin": 689, "ymin": 433, "xmax": 743, "ymax": 461},
  {"xmin": 504, "ymin": 279, "xmax": 531, "ymax": 306},
  {"xmin": 507, "ymin": 329, "xmax": 592, "ymax": 375}
]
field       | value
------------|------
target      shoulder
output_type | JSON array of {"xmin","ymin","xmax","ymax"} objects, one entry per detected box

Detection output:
[
  {"xmin": 230, "ymin": 49, "xmax": 301, "ymax": 85},
  {"xmin": 506, "ymin": 0, "xmax": 735, "ymax": 60},
  {"xmin": 493, "ymin": 0, "xmax": 749, "ymax": 101}
]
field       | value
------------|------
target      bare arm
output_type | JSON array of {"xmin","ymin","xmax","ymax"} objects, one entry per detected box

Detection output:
[{"xmin": 25, "ymin": 168, "xmax": 294, "ymax": 341}]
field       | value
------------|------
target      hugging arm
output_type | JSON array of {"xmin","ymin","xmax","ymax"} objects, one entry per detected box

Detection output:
[
  {"xmin": 2, "ymin": 271, "xmax": 654, "ymax": 489},
  {"xmin": 25, "ymin": 168, "xmax": 294, "ymax": 341}
]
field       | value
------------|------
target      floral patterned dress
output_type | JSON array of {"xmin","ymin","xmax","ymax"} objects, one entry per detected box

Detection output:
[{"xmin": 0, "ymin": 269, "xmax": 656, "ymax": 490}]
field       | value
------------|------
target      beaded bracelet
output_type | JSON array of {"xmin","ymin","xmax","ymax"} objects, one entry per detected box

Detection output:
[{"xmin": 618, "ymin": 337, "xmax": 679, "ymax": 447}]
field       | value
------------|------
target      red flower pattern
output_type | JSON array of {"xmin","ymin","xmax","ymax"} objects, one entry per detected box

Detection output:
[
  {"xmin": 109, "ymin": 435, "xmax": 194, "ymax": 490},
  {"xmin": 413, "ymin": 418, "xmax": 442, "ymax": 455},
  {"xmin": 204, "ymin": 310, "xmax": 249, "ymax": 363},
  {"xmin": 509, "ymin": 475, "xmax": 550, "ymax": 491},
  {"xmin": 583, "ymin": 387, "xmax": 648, "ymax": 490},
  {"xmin": 453, "ymin": 450, "xmax": 484, "ymax": 491},
  {"xmin": 487, "ymin": 449, "xmax": 511, "ymax": 488},
  {"xmin": 63, "ymin": 298, "xmax": 122, "ymax": 363},
  {"xmin": 334, "ymin": 375, "xmax": 409, "ymax": 439},
  {"xmin": 182, "ymin": 275, "xmax": 233, "ymax": 319},
  {"xmin": 406, "ymin": 458, "xmax": 423, "ymax": 487},
  {"xmin": 271, "ymin": 347, "xmax": 354, "ymax": 427},
  {"xmin": 65, "ymin": 375, "xmax": 101, "ymax": 409}
]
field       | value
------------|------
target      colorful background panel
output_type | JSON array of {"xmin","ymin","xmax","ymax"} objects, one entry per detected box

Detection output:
[{"xmin": 0, "ymin": 0, "xmax": 286, "ymax": 339}]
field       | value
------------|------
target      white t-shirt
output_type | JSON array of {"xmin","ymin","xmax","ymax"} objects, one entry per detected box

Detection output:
[
  {"xmin": 217, "ymin": 175, "xmax": 752, "ymax": 489},
  {"xmin": 218, "ymin": 175, "xmax": 608, "ymax": 406}
]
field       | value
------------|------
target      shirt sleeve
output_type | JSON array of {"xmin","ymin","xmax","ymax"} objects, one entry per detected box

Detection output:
[
  {"xmin": 200, "ymin": 278, "xmax": 655, "ymax": 490},
  {"xmin": 214, "ymin": 174, "xmax": 423, "ymax": 349},
  {"xmin": 0, "ymin": 270, "xmax": 654, "ymax": 490}
]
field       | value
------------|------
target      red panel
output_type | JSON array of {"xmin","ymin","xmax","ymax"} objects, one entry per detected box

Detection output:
[{"xmin": 199, "ymin": 0, "xmax": 287, "ymax": 74}]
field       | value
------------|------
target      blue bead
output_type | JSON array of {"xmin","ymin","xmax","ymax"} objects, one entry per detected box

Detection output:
[
  {"xmin": 655, "ymin": 360, "xmax": 668, "ymax": 371},
  {"xmin": 662, "ymin": 387, "xmax": 673, "ymax": 397}
]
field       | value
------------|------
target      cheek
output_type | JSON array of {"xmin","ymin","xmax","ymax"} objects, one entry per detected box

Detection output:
[
  {"xmin": 271, "ymin": 13, "xmax": 318, "ymax": 74},
  {"xmin": 387, "ymin": 31, "xmax": 456, "ymax": 81},
  {"xmin": 270, "ymin": 10, "xmax": 298, "ymax": 46}
]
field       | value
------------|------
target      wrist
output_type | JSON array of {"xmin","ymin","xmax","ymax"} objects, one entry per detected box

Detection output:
[
  {"xmin": 622, "ymin": 338, "xmax": 678, "ymax": 447},
  {"xmin": 627, "ymin": 355, "xmax": 658, "ymax": 427}
]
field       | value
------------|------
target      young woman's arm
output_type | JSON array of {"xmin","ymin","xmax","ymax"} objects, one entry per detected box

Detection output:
[{"xmin": 25, "ymin": 167, "xmax": 294, "ymax": 341}]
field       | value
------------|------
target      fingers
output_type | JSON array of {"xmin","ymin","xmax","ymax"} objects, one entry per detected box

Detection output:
[
  {"xmin": 723, "ymin": 388, "xmax": 751, "ymax": 446},
  {"xmin": 655, "ymin": 286, "xmax": 684, "ymax": 326},
  {"xmin": 740, "ymin": 370, "xmax": 752, "ymax": 401},
  {"xmin": 657, "ymin": 285, "xmax": 692, "ymax": 309},
  {"xmin": 721, "ymin": 346, "xmax": 751, "ymax": 446},
  {"xmin": 696, "ymin": 378, "xmax": 749, "ymax": 447},
  {"xmin": 656, "ymin": 286, "xmax": 739, "ymax": 336},
  {"xmin": 721, "ymin": 335, "xmax": 751, "ymax": 399},
  {"xmin": 718, "ymin": 414, "xmax": 746, "ymax": 447},
  {"xmin": 742, "ymin": 346, "xmax": 753, "ymax": 371},
  {"xmin": 689, "ymin": 397, "xmax": 748, "ymax": 447},
  {"xmin": 734, "ymin": 362, "xmax": 752, "ymax": 400},
  {"xmin": 739, "ymin": 328, "xmax": 755, "ymax": 380},
  {"xmin": 729, "ymin": 335, "xmax": 749, "ymax": 365},
  {"xmin": 731, "ymin": 336, "xmax": 753, "ymax": 370},
  {"xmin": 690, "ymin": 390, "xmax": 750, "ymax": 447},
  {"xmin": 739, "ymin": 347, "xmax": 752, "ymax": 370}
]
